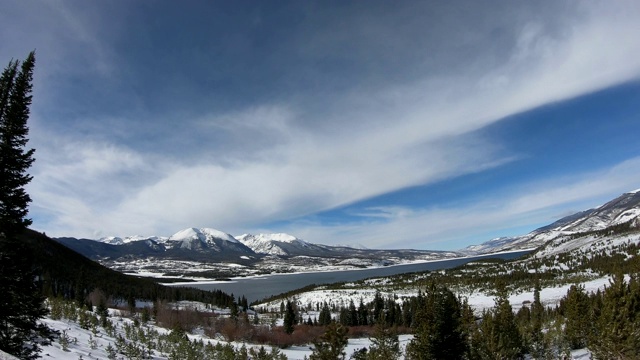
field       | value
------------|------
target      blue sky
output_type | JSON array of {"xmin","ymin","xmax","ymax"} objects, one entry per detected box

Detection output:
[{"xmin": 2, "ymin": 1, "xmax": 640, "ymax": 250}]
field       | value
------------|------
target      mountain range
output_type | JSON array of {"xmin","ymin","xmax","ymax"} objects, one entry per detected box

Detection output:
[
  {"xmin": 55, "ymin": 226, "xmax": 458, "ymax": 269},
  {"xmin": 465, "ymin": 189, "xmax": 640, "ymax": 254},
  {"xmin": 52, "ymin": 189, "xmax": 640, "ymax": 277}
]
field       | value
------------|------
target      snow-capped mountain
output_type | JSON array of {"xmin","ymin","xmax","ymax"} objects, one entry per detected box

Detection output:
[
  {"xmin": 54, "ymin": 225, "xmax": 459, "ymax": 275},
  {"xmin": 236, "ymin": 233, "xmax": 315, "ymax": 255},
  {"xmin": 465, "ymin": 189, "xmax": 640, "ymax": 254},
  {"xmin": 99, "ymin": 235, "xmax": 164, "ymax": 245},
  {"xmin": 165, "ymin": 227, "xmax": 246, "ymax": 252}
]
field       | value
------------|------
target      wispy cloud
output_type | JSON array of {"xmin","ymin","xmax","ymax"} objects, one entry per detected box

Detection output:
[
  {"xmin": 278, "ymin": 157, "xmax": 640, "ymax": 250},
  {"xmin": 7, "ymin": 1, "xmax": 640, "ymax": 247}
]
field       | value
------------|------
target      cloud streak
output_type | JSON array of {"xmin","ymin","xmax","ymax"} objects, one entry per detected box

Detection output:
[
  {"xmin": 6, "ymin": 1, "xmax": 640, "ymax": 248},
  {"xmin": 280, "ymin": 157, "xmax": 640, "ymax": 250}
]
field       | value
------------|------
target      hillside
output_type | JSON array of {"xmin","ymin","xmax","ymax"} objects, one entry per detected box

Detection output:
[
  {"xmin": 15, "ymin": 229, "xmax": 235, "ymax": 306},
  {"xmin": 465, "ymin": 190, "xmax": 640, "ymax": 254},
  {"xmin": 53, "ymin": 228, "xmax": 460, "ymax": 279}
]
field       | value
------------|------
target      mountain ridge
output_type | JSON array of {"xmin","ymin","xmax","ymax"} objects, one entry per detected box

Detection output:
[{"xmin": 465, "ymin": 190, "xmax": 640, "ymax": 254}]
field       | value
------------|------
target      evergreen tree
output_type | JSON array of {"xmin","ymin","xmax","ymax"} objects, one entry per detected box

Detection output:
[
  {"xmin": 357, "ymin": 298, "xmax": 368, "ymax": 326},
  {"xmin": 319, "ymin": 302, "xmax": 332, "ymax": 326},
  {"xmin": 368, "ymin": 321, "xmax": 401, "ymax": 360},
  {"xmin": 283, "ymin": 300, "xmax": 296, "ymax": 334},
  {"xmin": 473, "ymin": 287, "xmax": 524, "ymax": 360},
  {"xmin": 0, "ymin": 51, "xmax": 52, "ymax": 359},
  {"xmin": 309, "ymin": 322, "xmax": 348, "ymax": 360},
  {"xmin": 406, "ymin": 283, "xmax": 467, "ymax": 360},
  {"xmin": 561, "ymin": 284, "xmax": 590, "ymax": 349},
  {"xmin": 590, "ymin": 274, "xmax": 640, "ymax": 359},
  {"xmin": 0, "ymin": 53, "xmax": 35, "ymax": 235},
  {"xmin": 372, "ymin": 292, "xmax": 385, "ymax": 325},
  {"xmin": 348, "ymin": 299, "xmax": 358, "ymax": 326},
  {"xmin": 528, "ymin": 282, "xmax": 547, "ymax": 358}
]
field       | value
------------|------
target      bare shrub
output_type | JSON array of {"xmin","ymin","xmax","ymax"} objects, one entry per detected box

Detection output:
[
  {"xmin": 87, "ymin": 289, "xmax": 107, "ymax": 309},
  {"xmin": 154, "ymin": 301, "xmax": 210, "ymax": 332}
]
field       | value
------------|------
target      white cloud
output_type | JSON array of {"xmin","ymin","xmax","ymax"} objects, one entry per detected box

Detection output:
[
  {"xmin": 17, "ymin": 1, "xmax": 640, "ymax": 246},
  {"xmin": 278, "ymin": 157, "xmax": 640, "ymax": 250}
]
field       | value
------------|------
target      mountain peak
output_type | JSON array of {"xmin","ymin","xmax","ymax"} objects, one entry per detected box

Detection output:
[
  {"xmin": 169, "ymin": 227, "xmax": 238, "ymax": 243},
  {"xmin": 236, "ymin": 233, "xmax": 312, "ymax": 255}
]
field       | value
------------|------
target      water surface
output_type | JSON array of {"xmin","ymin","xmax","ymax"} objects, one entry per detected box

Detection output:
[{"xmin": 180, "ymin": 251, "xmax": 530, "ymax": 303}]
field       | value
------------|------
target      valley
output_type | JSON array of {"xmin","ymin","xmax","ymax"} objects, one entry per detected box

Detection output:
[{"xmin": 5, "ymin": 189, "xmax": 639, "ymax": 360}]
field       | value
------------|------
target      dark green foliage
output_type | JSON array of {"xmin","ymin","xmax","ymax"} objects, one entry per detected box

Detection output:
[
  {"xmin": 372, "ymin": 291, "xmax": 385, "ymax": 325},
  {"xmin": 589, "ymin": 274, "xmax": 640, "ymax": 359},
  {"xmin": 560, "ymin": 284, "xmax": 591, "ymax": 349},
  {"xmin": 0, "ymin": 52, "xmax": 35, "ymax": 236},
  {"xmin": 0, "ymin": 238, "xmax": 52, "ymax": 359},
  {"xmin": 248, "ymin": 346, "xmax": 287, "ymax": 360},
  {"xmin": 472, "ymin": 287, "xmax": 524, "ymax": 360},
  {"xmin": 310, "ymin": 322, "xmax": 348, "ymax": 360},
  {"xmin": 406, "ymin": 283, "xmax": 467, "ymax": 360},
  {"xmin": 284, "ymin": 300, "xmax": 296, "ymax": 334},
  {"xmin": 528, "ymin": 282, "xmax": 547, "ymax": 358},
  {"xmin": 367, "ymin": 321, "xmax": 401, "ymax": 360},
  {"xmin": 319, "ymin": 302, "xmax": 332, "ymax": 326},
  {"xmin": 0, "ymin": 51, "xmax": 53, "ymax": 359},
  {"xmin": 357, "ymin": 298, "xmax": 368, "ymax": 326}
]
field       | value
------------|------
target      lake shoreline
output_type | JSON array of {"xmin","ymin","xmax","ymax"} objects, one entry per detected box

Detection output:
[{"xmin": 173, "ymin": 249, "xmax": 533, "ymax": 302}]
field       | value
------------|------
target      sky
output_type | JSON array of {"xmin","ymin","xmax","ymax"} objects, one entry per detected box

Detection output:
[{"xmin": 1, "ymin": 1, "xmax": 640, "ymax": 250}]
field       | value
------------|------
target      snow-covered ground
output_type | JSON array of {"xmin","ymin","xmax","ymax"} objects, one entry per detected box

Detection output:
[
  {"xmin": 35, "ymin": 308, "xmax": 593, "ymax": 360},
  {"xmin": 35, "ymin": 270, "xmax": 612, "ymax": 360},
  {"xmin": 255, "ymin": 275, "xmax": 613, "ymax": 317},
  {"xmin": 36, "ymin": 307, "xmax": 411, "ymax": 360}
]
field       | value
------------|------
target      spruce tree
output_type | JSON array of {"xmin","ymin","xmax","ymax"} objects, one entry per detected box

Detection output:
[
  {"xmin": 309, "ymin": 322, "xmax": 348, "ymax": 360},
  {"xmin": 319, "ymin": 302, "xmax": 332, "ymax": 326},
  {"xmin": 562, "ymin": 284, "xmax": 590, "ymax": 349},
  {"xmin": 491, "ymin": 287, "xmax": 524, "ymax": 359},
  {"xmin": 406, "ymin": 283, "xmax": 467, "ymax": 360},
  {"xmin": 368, "ymin": 321, "xmax": 401, "ymax": 360},
  {"xmin": 0, "ymin": 52, "xmax": 35, "ymax": 235},
  {"xmin": 472, "ymin": 286, "xmax": 524, "ymax": 360},
  {"xmin": 0, "ymin": 51, "xmax": 51, "ymax": 359},
  {"xmin": 283, "ymin": 300, "xmax": 296, "ymax": 334},
  {"xmin": 590, "ymin": 274, "xmax": 640, "ymax": 359},
  {"xmin": 529, "ymin": 282, "xmax": 547, "ymax": 358}
]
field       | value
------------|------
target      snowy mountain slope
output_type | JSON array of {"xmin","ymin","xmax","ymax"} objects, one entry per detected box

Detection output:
[
  {"xmin": 465, "ymin": 190, "xmax": 640, "ymax": 254},
  {"xmin": 55, "ymin": 226, "xmax": 461, "ymax": 278},
  {"xmin": 236, "ymin": 233, "xmax": 325, "ymax": 256},
  {"xmin": 55, "ymin": 227, "xmax": 255, "ymax": 264},
  {"xmin": 99, "ymin": 235, "xmax": 165, "ymax": 245},
  {"xmin": 164, "ymin": 227, "xmax": 249, "ymax": 253}
]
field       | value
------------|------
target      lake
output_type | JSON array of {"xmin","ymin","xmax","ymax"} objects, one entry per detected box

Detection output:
[{"xmin": 177, "ymin": 250, "xmax": 531, "ymax": 303}]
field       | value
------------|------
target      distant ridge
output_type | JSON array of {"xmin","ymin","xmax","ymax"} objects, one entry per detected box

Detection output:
[{"xmin": 465, "ymin": 190, "xmax": 640, "ymax": 254}]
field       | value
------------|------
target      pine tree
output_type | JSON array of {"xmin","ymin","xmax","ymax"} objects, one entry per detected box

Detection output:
[
  {"xmin": 561, "ymin": 284, "xmax": 590, "ymax": 349},
  {"xmin": 372, "ymin": 292, "xmax": 384, "ymax": 325},
  {"xmin": 368, "ymin": 321, "xmax": 401, "ymax": 360},
  {"xmin": 357, "ymin": 298, "xmax": 368, "ymax": 326},
  {"xmin": 529, "ymin": 282, "xmax": 547, "ymax": 358},
  {"xmin": 283, "ymin": 300, "xmax": 296, "ymax": 334},
  {"xmin": 348, "ymin": 299, "xmax": 358, "ymax": 326},
  {"xmin": 473, "ymin": 286, "xmax": 524, "ymax": 360},
  {"xmin": 0, "ymin": 51, "xmax": 52, "ymax": 359},
  {"xmin": 590, "ymin": 274, "xmax": 640, "ymax": 359},
  {"xmin": 319, "ymin": 302, "xmax": 332, "ymax": 326},
  {"xmin": 406, "ymin": 283, "xmax": 467, "ymax": 360},
  {"xmin": 309, "ymin": 322, "xmax": 348, "ymax": 360},
  {"xmin": 0, "ymin": 53, "xmax": 36, "ymax": 235}
]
